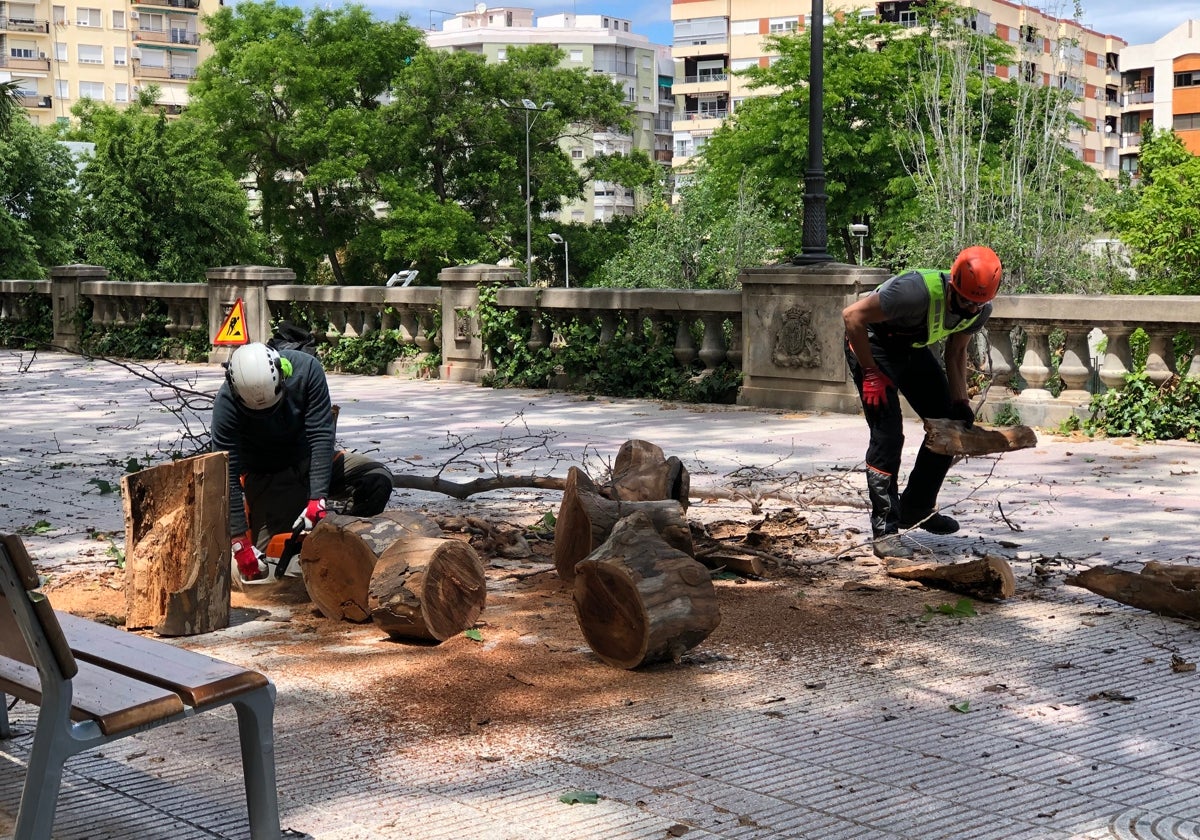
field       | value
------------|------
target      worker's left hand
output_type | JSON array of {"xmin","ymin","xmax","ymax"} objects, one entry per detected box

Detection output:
[
  {"xmin": 949, "ymin": 399, "xmax": 975, "ymax": 428},
  {"xmin": 293, "ymin": 498, "xmax": 327, "ymax": 532}
]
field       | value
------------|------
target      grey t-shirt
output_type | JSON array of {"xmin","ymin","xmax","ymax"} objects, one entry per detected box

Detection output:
[{"xmin": 872, "ymin": 270, "xmax": 992, "ymax": 341}]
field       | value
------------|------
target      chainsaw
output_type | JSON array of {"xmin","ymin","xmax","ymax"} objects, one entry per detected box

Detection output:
[{"xmin": 266, "ymin": 522, "xmax": 306, "ymax": 579}]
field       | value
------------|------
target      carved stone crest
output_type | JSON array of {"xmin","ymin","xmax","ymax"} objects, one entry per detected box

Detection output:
[
  {"xmin": 772, "ymin": 305, "xmax": 821, "ymax": 368},
  {"xmin": 454, "ymin": 307, "xmax": 473, "ymax": 342}
]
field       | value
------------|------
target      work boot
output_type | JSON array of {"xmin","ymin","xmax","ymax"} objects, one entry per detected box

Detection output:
[
  {"xmin": 899, "ymin": 510, "xmax": 960, "ymax": 535},
  {"xmin": 872, "ymin": 533, "xmax": 914, "ymax": 560}
]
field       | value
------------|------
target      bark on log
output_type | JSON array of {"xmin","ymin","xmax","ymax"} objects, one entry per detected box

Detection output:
[
  {"xmin": 554, "ymin": 467, "xmax": 693, "ymax": 583},
  {"xmin": 369, "ymin": 537, "xmax": 486, "ymax": 641},
  {"xmin": 922, "ymin": 418, "xmax": 1038, "ymax": 457},
  {"xmin": 608, "ymin": 439, "xmax": 691, "ymax": 510},
  {"xmin": 1066, "ymin": 566, "xmax": 1200, "ymax": 621},
  {"xmin": 573, "ymin": 512, "xmax": 720, "ymax": 669},
  {"xmin": 299, "ymin": 512, "xmax": 442, "ymax": 622},
  {"xmin": 1139, "ymin": 561, "xmax": 1200, "ymax": 591},
  {"xmin": 887, "ymin": 555, "xmax": 1016, "ymax": 601},
  {"xmin": 123, "ymin": 452, "xmax": 229, "ymax": 636}
]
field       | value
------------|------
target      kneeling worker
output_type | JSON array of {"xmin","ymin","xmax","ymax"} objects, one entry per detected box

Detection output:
[
  {"xmin": 842, "ymin": 246, "xmax": 1003, "ymax": 559},
  {"xmin": 213, "ymin": 342, "xmax": 394, "ymax": 582}
]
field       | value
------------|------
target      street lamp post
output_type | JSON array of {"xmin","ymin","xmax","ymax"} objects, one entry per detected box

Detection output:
[
  {"xmin": 793, "ymin": 0, "xmax": 832, "ymax": 265},
  {"xmin": 849, "ymin": 223, "xmax": 868, "ymax": 265},
  {"xmin": 500, "ymin": 98, "xmax": 554, "ymax": 285},
  {"xmin": 548, "ymin": 233, "xmax": 569, "ymax": 287}
]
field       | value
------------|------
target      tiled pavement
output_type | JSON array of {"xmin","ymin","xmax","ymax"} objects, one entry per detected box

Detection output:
[{"xmin": 3, "ymin": 350, "xmax": 1200, "ymax": 840}]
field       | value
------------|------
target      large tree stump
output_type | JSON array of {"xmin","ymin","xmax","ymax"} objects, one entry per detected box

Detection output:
[
  {"xmin": 123, "ymin": 452, "xmax": 229, "ymax": 636},
  {"xmin": 1066, "ymin": 565, "xmax": 1200, "ymax": 621},
  {"xmin": 573, "ymin": 512, "xmax": 720, "ymax": 669},
  {"xmin": 922, "ymin": 418, "xmax": 1038, "ymax": 457},
  {"xmin": 887, "ymin": 555, "xmax": 1015, "ymax": 601},
  {"xmin": 554, "ymin": 467, "xmax": 693, "ymax": 583},
  {"xmin": 608, "ymin": 439, "xmax": 691, "ymax": 510},
  {"xmin": 369, "ymin": 537, "xmax": 486, "ymax": 641}
]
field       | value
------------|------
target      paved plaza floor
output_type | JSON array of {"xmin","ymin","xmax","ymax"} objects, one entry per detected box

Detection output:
[{"xmin": 2, "ymin": 350, "xmax": 1200, "ymax": 840}]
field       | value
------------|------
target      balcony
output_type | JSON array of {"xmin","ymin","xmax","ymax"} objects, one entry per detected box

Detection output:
[
  {"xmin": 1123, "ymin": 90, "xmax": 1153, "ymax": 106},
  {"xmin": 0, "ymin": 16, "xmax": 50, "ymax": 33},
  {"xmin": 0, "ymin": 54, "xmax": 50, "ymax": 71},
  {"xmin": 132, "ymin": 0, "xmax": 201, "ymax": 8},
  {"xmin": 134, "ymin": 27, "xmax": 169, "ymax": 43},
  {"xmin": 134, "ymin": 63, "xmax": 170, "ymax": 79},
  {"xmin": 169, "ymin": 28, "xmax": 199, "ymax": 46},
  {"xmin": 17, "ymin": 93, "xmax": 52, "ymax": 108}
]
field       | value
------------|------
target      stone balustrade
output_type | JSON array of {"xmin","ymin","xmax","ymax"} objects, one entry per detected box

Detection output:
[{"xmin": 4, "ymin": 266, "xmax": 1200, "ymax": 423}]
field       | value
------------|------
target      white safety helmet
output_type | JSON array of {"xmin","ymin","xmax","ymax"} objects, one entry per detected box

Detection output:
[{"xmin": 226, "ymin": 343, "xmax": 285, "ymax": 410}]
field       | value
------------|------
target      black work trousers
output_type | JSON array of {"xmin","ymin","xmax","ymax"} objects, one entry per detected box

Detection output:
[
  {"xmin": 845, "ymin": 335, "xmax": 956, "ymax": 524},
  {"xmin": 242, "ymin": 450, "xmax": 393, "ymax": 550}
]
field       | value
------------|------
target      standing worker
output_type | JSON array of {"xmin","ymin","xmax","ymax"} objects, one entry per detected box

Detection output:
[
  {"xmin": 213, "ymin": 342, "xmax": 394, "ymax": 582},
  {"xmin": 842, "ymin": 246, "xmax": 1003, "ymax": 559}
]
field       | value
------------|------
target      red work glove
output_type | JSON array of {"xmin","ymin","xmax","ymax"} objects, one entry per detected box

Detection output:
[
  {"xmin": 861, "ymin": 367, "xmax": 894, "ymax": 410},
  {"xmin": 232, "ymin": 532, "xmax": 267, "ymax": 581},
  {"xmin": 292, "ymin": 498, "xmax": 327, "ymax": 532},
  {"xmin": 949, "ymin": 398, "xmax": 975, "ymax": 428}
]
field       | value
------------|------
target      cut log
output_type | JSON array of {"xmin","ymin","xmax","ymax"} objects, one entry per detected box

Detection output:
[
  {"xmin": 922, "ymin": 418, "xmax": 1038, "ymax": 457},
  {"xmin": 298, "ymin": 516, "xmax": 379, "ymax": 622},
  {"xmin": 554, "ymin": 467, "xmax": 693, "ymax": 583},
  {"xmin": 1066, "ymin": 566, "xmax": 1200, "ymax": 621},
  {"xmin": 573, "ymin": 512, "xmax": 720, "ymax": 669},
  {"xmin": 887, "ymin": 555, "xmax": 1015, "ymax": 601},
  {"xmin": 123, "ymin": 452, "xmax": 229, "ymax": 636},
  {"xmin": 1139, "ymin": 561, "xmax": 1200, "ymax": 591},
  {"xmin": 369, "ymin": 536, "xmax": 486, "ymax": 641},
  {"xmin": 608, "ymin": 439, "xmax": 691, "ymax": 510}
]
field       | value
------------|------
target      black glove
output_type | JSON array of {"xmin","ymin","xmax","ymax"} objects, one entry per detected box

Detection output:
[{"xmin": 949, "ymin": 399, "xmax": 975, "ymax": 428}]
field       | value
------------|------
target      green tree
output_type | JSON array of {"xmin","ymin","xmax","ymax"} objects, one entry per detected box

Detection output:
[
  {"xmin": 1106, "ymin": 127, "xmax": 1200, "ymax": 293},
  {"xmin": 190, "ymin": 1, "xmax": 424, "ymax": 284},
  {"xmin": 0, "ymin": 80, "xmax": 21, "ymax": 137},
  {"xmin": 70, "ymin": 94, "xmax": 261, "ymax": 283},
  {"xmin": 0, "ymin": 118, "xmax": 78, "ymax": 278}
]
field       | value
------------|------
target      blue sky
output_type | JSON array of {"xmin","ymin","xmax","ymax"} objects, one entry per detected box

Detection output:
[{"xmin": 356, "ymin": 1, "xmax": 1193, "ymax": 48}]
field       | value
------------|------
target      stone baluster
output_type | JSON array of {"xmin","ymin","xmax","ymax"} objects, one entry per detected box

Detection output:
[
  {"xmin": 698, "ymin": 313, "xmax": 728, "ymax": 370},
  {"xmin": 1143, "ymin": 328, "xmax": 1175, "ymax": 385},
  {"xmin": 984, "ymin": 323, "xmax": 1015, "ymax": 390},
  {"xmin": 597, "ymin": 311, "xmax": 618, "ymax": 345},
  {"xmin": 416, "ymin": 310, "xmax": 437, "ymax": 353},
  {"xmin": 1055, "ymin": 327, "xmax": 1093, "ymax": 399},
  {"xmin": 1018, "ymin": 325, "xmax": 1053, "ymax": 399},
  {"xmin": 527, "ymin": 315, "xmax": 549, "ymax": 354},
  {"xmin": 397, "ymin": 309, "xmax": 418, "ymax": 349},
  {"xmin": 1098, "ymin": 326, "xmax": 1133, "ymax": 391},
  {"xmin": 726, "ymin": 316, "xmax": 743, "ymax": 370},
  {"xmin": 674, "ymin": 316, "xmax": 698, "ymax": 367},
  {"xmin": 1186, "ymin": 332, "xmax": 1200, "ymax": 379}
]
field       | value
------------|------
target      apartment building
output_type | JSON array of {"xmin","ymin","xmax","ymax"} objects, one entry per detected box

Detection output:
[
  {"xmin": 426, "ymin": 5, "xmax": 674, "ymax": 223},
  {"xmin": 0, "ymin": 0, "xmax": 216, "ymax": 126},
  {"xmin": 1118, "ymin": 19, "xmax": 1200, "ymax": 177},
  {"xmin": 670, "ymin": 0, "xmax": 1127, "ymax": 179}
]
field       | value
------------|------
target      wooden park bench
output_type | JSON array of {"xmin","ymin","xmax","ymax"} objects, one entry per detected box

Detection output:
[{"xmin": 0, "ymin": 533, "xmax": 281, "ymax": 840}]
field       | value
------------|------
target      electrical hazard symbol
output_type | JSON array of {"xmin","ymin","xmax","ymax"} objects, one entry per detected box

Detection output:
[{"xmin": 213, "ymin": 299, "xmax": 249, "ymax": 346}]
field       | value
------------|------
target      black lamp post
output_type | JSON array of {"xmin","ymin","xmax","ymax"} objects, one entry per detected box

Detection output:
[{"xmin": 793, "ymin": 0, "xmax": 833, "ymax": 265}]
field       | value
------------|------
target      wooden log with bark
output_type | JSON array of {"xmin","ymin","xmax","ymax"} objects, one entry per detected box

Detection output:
[
  {"xmin": 299, "ymin": 512, "xmax": 486, "ymax": 639},
  {"xmin": 554, "ymin": 467, "xmax": 693, "ymax": 583},
  {"xmin": 123, "ymin": 452, "xmax": 229, "ymax": 636},
  {"xmin": 922, "ymin": 418, "xmax": 1038, "ymax": 457},
  {"xmin": 573, "ymin": 512, "xmax": 720, "ymax": 669},
  {"xmin": 1066, "ymin": 565, "xmax": 1200, "ymax": 621},
  {"xmin": 607, "ymin": 439, "xmax": 691, "ymax": 510},
  {"xmin": 887, "ymin": 555, "xmax": 1016, "ymax": 601},
  {"xmin": 1139, "ymin": 561, "xmax": 1200, "ymax": 591}
]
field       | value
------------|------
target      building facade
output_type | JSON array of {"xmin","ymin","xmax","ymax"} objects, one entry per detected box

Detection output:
[
  {"xmin": 1, "ymin": 0, "xmax": 216, "ymax": 126},
  {"xmin": 426, "ymin": 5, "xmax": 674, "ymax": 223},
  {"xmin": 669, "ymin": 0, "xmax": 1127, "ymax": 179},
  {"xmin": 1119, "ymin": 19, "xmax": 1200, "ymax": 177}
]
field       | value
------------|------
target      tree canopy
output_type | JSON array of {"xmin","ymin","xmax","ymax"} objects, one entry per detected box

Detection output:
[{"xmin": 0, "ymin": 117, "xmax": 78, "ymax": 279}]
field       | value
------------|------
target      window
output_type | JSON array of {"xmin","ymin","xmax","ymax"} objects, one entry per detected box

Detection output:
[
  {"xmin": 570, "ymin": 146, "xmax": 584, "ymax": 159},
  {"xmin": 731, "ymin": 58, "xmax": 756, "ymax": 72},
  {"xmin": 76, "ymin": 7, "xmax": 101, "ymax": 27},
  {"xmin": 898, "ymin": 10, "xmax": 918, "ymax": 27},
  {"xmin": 55, "ymin": 79, "xmax": 69, "ymax": 99},
  {"xmin": 112, "ymin": 9, "xmax": 124, "ymax": 29},
  {"xmin": 768, "ymin": 17, "xmax": 798, "ymax": 33},
  {"xmin": 496, "ymin": 47, "xmax": 506, "ymax": 61},
  {"xmin": 1020, "ymin": 24, "xmax": 1038, "ymax": 44},
  {"xmin": 569, "ymin": 49, "xmax": 583, "ymax": 62},
  {"xmin": 78, "ymin": 44, "xmax": 103, "ymax": 64},
  {"xmin": 642, "ymin": 116, "xmax": 651, "ymax": 130},
  {"xmin": 54, "ymin": 43, "xmax": 67, "ymax": 62},
  {"xmin": 730, "ymin": 20, "xmax": 757, "ymax": 36},
  {"xmin": 674, "ymin": 16, "xmax": 727, "ymax": 47},
  {"xmin": 78, "ymin": 80, "xmax": 105, "ymax": 100},
  {"xmin": 113, "ymin": 46, "xmax": 127, "ymax": 66},
  {"xmin": 115, "ymin": 83, "xmax": 129, "ymax": 103},
  {"xmin": 1175, "ymin": 71, "xmax": 1200, "ymax": 88},
  {"xmin": 52, "ymin": 5, "xmax": 65, "ymax": 24},
  {"xmin": 627, "ymin": 86, "xmax": 635, "ymax": 102},
  {"xmin": 642, "ymin": 85, "xmax": 650, "ymax": 101},
  {"xmin": 1173, "ymin": 113, "xmax": 1200, "ymax": 130}
]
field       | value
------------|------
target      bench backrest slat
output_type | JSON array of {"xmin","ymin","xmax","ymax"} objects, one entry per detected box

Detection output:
[{"xmin": 0, "ymin": 535, "xmax": 79, "ymax": 680}]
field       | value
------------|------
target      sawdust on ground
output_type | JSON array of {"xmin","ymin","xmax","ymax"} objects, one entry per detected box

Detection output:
[{"xmin": 39, "ymin": 507, "xmax": 945, "ymax": 742}]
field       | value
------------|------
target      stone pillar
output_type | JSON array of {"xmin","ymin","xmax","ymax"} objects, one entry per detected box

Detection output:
[
  {"xmin": 738, "ymin": 262, "xmax": 889, "ymax": 413},
  {"xmin": 438, "ymin": 264, "xmax": 521, "ymax": 383},
  {"xmin": 204, "ymin": 265, "xmax": 296, "ymax": 364},
  {"xmin": 50, "ymin": 264, "xmax": 108, "ymax": 353}
]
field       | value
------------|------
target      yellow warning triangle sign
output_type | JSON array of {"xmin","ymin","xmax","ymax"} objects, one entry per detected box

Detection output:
[{"xmin": 213, "ymin": 298, "xmax": 249, "ymax": 346}]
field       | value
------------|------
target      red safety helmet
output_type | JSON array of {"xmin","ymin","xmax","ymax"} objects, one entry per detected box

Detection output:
[{"xmin": 949, "ymin": 246, "xmax": 1003, "ymax": 304}]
